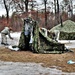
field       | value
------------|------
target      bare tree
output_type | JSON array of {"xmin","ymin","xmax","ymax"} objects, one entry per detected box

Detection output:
[
  {"xmin": 44, "ymin": 0, "xmax": 47, "ymax": 26},
  {"xmin": 54, "ymin": 0, "xmax": 56, "ymax": 14},
  {"xmin": 57, "ymin": 0, "xmax": 59, "ymax": 14},
  {"xmin": 23, "ymin": 0, "xmax": 29, "ymax": 12},
  {"xmin": 41, "ymin": 0, "xmax": 47, "ymax": 26},
  {"xmin": 11, "ymin": 0, "xmax": 29, "ymax": 13},
  {"xmin": 2, "ymin": 0, "xmax": 12, "ymax": 24},
  {"xmin": 61, "ymin": 0, "xmax": 73, "ymax": 18},
  {"xmin": 68, "ymin": 0, "xmax": 73, "ymax": 17},
  {"xmin": 12, "ymin": 0, "xmax": 37, "ymax": 15}
]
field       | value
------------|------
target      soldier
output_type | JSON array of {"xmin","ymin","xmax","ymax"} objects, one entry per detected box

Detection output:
[
  {"xmin": 18, "ymin": 14, "xmax": 34, "ymax": 50},
  {"xmin": 24, "ymin": 18, "xmax": 31, "ymax": 49},
  {"xmin": 1, "ymin": 27, "xmax": 13, "ymax": 45}
]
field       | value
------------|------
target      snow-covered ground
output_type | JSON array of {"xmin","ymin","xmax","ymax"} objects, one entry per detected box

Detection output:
[{"xmin": 58, "ymin": 40, "xmax": 75, "ymax": 48}]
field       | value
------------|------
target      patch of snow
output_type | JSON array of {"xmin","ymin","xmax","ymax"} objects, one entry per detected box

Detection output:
[
  {"xmin": 7, "ymin": 46, "xmax": 19, "ymax": 51},
  {"xmin": 58, "ymin": 40, "xmax": 75, "ymax": 48}
]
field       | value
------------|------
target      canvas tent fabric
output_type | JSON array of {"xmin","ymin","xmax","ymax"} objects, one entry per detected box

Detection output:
[
  {"xmin": 49, "ymin": 20, "xmax": 75, "ymax": 40},
  {"xmin": 18, "ymin": 18, "xmax": 40, "ymax": 52},
  {"xmin": 50, "ymin": 20, "xmax": 75, "ymax": 33},
  {"xmin": 18, "ymin": 18, "xmax": 66, "ymax": 53}
]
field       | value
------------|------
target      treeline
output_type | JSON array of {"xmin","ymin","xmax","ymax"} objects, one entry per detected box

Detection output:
[{"xmin": 0, "ymin": 0, "xmax": 75, "ymax": 32}]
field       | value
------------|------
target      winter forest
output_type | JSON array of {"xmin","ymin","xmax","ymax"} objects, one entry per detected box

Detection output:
[{"xmin": 0, "ymin": 0, "xmax": 75, "ymax": 32}]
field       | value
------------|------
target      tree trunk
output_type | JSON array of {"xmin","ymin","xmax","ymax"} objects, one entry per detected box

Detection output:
[
  {"xmin": 44, "ymin": 0, "xmax": 47, "ymax": 26},
  {"xmin": 25, "ymin": 0, "xmax": 28, "ymax": 12},
  {"xmin": 57, "ymin": 0, "xmax": 59, "ymax": 24},
  {"xmin": 3, "ymin": 0, "xmax": 9, "ymax": 24},
  {"xmin": 54, "ymin": 0, "xmax": 57, "ymax": 25},
  {"xmin": 6, "ymin": 9, "xmax": 9, "ymax": 24}
]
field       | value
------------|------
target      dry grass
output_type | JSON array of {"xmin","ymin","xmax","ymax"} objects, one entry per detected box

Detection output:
[{"xmin": 0, "ymin": 47, "xmax": 75, "ymax": 72}]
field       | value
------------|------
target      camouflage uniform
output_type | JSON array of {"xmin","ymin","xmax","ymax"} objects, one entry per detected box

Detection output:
[{"xmin": 18, "ymin": 17, "xmax": 34, "ymax": 50}]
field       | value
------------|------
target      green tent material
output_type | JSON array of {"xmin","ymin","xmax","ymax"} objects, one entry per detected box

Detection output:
[
  {"xmin": 18, "ymin": 18, "xmax": 66, "ymax": 54},
  {"xmin": 50, "ymin": 20, "xmax": 75, "ymax": 40},
  {"xmin": 50, "ymin": 20, "xmax": 75, "ymax": 33}
]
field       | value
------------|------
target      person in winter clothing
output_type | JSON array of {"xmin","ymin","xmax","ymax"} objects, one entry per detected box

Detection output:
[{"xmin": 1, "ymin": 27, "xmax": 13, "ymax": 45}]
